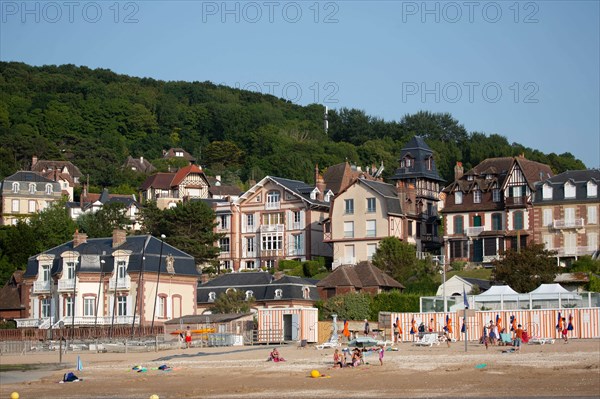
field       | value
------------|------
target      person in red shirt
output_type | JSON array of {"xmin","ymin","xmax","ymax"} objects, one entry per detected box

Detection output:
[{"xmin": 514, "ymin": 324, "xmax": 524, "ymax": 352}]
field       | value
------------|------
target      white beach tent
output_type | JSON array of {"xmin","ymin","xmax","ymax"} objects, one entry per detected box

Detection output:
[
  {"xmin": 526, "ymin": 283, "xmax": 581, "ymax": 300},
  {"xmin": 475, "ymin": 285, "xmax": 520, "ymax": 302}
]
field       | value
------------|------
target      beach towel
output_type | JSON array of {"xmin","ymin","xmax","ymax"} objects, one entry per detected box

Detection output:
[{"xmin": 62, "ymin": 372, "xmax": 80, "ymax": 382}]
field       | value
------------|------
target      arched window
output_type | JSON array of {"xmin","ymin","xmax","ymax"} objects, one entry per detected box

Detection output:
[
  {"xmin": 208, "ymin": 292, "xmax": 216, "ymax": 302},
  {"xmin": 274, "ymin": 289, "xmax": 283, "ymax": 299},
  {"xmin": 245, "ymin": 290, "xmax": 254, "ymax": 300},
  {"xmin": 29, "ymin": 183, "xmax": 36, "ymax": 194},
  {"xmin": 12, "ymin": 182, "xmax": 19, "ymax": 193},
  {"xmin": 45, "ymin": 184, "xmax": 53, "ymax": 194},
  {"xmin": 302, "ymin": 286, "xmax": 310, "ymax": 300}
]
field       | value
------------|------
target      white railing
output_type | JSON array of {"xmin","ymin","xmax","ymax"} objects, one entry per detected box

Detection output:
[
  {"xmin": 242, "ymin": 251, "xmax": 256, "ymax": 258},
  {"xmin": 108, "ymin": 275, "xmax": 131, "ymax": 290},
  {"xmin": 332, "ymin": 257, "xmax": 356, "ymax": 268},
  {"xmin": 58, "ymin": 279, "xmax": 76, "ymax": 292},
  {"xmin": 465, "ymin": 226, "xmax": 485, "ymax": 236},
  {"xmin": 482, "ymin": 254, "xmax": 501, "ymax": 263},
  {"xmin": 15, "ymin": 318, "xmax": 42, "ymax": 328},
  {"xmin": 242, "ymin": 225, "xmax": 257, "ymax": 233},
  {"xmin": 265, "ymin": 202, "xmax": 281, "ymax": 210},
  {"xmin": 553, "ymin": 218, "xmax": 585, "ymax": 229},
  {"xmin": 289, "ymin": 222, "xmax": 302, "ymax": 230},
  {"xmin": 287, "ymin": 247, "xmax": 305, "ymax": 257},
  {"xmin": 260, "ymin": 249, "xmax": 283, "ymax": 257},
  {"xmin": 55, "ymin": 315, "xmax": 138, "ymax": 327},
  {"xmin": 33, "ymin": 281, "xmax": 51, "ymax": 293},
  {"xmin": 556, "ymin": 246, "xmax": 596, "ymax": 257},
  {"xmin": 260, "ymin": 224, "xmax": 284, "ymax": 233},
  {"xmin": 39, "ymin": 317, "xmax": 55, "ymax": 329}
]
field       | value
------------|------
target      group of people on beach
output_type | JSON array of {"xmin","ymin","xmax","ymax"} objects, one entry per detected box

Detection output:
[{"xmin": 332, "ymin": 346, "xmax": 384, "ymax": 368}]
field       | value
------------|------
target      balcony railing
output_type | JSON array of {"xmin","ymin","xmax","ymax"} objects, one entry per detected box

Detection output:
[
  {"xmin": 261, "ymin": 249, "xmax": 284, "ymax": 257},
  {"xmin": 289, "ymin": 222, "xmax": 303, "ymax": 230},
  {"xmin": 265, "ymin": 202, "xmax": 281, "ymax": 210},
  {"xmin": 242, "ymin": 224, "xmax": 258, "ymax": 233},
  {"xmin": 483, "ymin": 254, "xmax": 501, "ymax": 263},
  {"xmin": 287, "ymin": 247, "xmax": 305, "ymax": 257},
  {"xmin": 465, "ymin": 226, "xmax": 485, "ymax": 236},
  {"xmin": 33, "ymin": 280, "xmax": 51, "ymax": 293},
  {"xmin": 108, "ymin": 276, "xmax": 131, "ymax": 291},
  {"xmin": 242, "ymin": 251, "xmax": 257, "ymax": 258},
  {"xmin": 555, "ymin": 246, "xmax": 596, "ymax": 257},
  {"xmin": 57, "ymin": 279, "xmax": 76, "ymax": 292},
  {"xmin": 553, "ymin": 218, "xmax": 585, "ymax": 229},
  {"xmin": 54, "ymin": 315, "xmax": 138, "ymax": 327},
  {"xmin": 15, "ymin": 318, "xmax": 43, "ymax": 328},
  {"xmin": 505, "ymin": 196, "xmax": 527, "ymax": 207},
  {"xmin": 332, "ymin": 257, "xmax": 356, "ymax": 268},
  {"xmin": 260, "ymin": 224, "xmax": 284, "ymax": 233}
]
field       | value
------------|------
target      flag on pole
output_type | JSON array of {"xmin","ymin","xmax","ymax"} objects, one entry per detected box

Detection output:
[
  {"xmin": 76, "ymin": 356, "xmax": 83, "ymax": 371},
  {"xmin": 396, "ymin": 316, "xmax": 403, "ymax": 335},
  {"xmin": 463, "ymin": 287, "xmax": 469, "ymax": 309},
  {"xmin": 410, "ymin": 317, "xmax": 417, "ymax": 335},
  {"xmin": 556, "ymin": 312, "xmax": 563, "ymax": 331},
  {"xmin": 567, "ymin": 314, "xmax": 574, "ymax": 331},
  {"xmin": 461, "ymin": 317, "xmax": 466, "ymax": 333},
  {"xmin": 445, "ymin": 314, "xmax": 453, "ymax": 334}
]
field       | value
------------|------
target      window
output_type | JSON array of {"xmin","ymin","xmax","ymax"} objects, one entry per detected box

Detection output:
[
  {"xmin": 29, "ymin": 183, "xmax": 36, "ymax": 194},
  {"xmin": 28, "ymin": 200, "xmax": 36, "ymax": 213},
  {"xmin": 344, "ymin": 245, "xmax": 355, "ymax": 263},
  {"xmin": 245, "ymin": 290, "xmax": 254, "ymax": 300},
  {"xmin": 41, "ymin": 298, "xmax": 51, "ymax": 318},
  {"xmin": 492, "ymin": 189, "xmax": 501, "ymax": 203},
  {"xmin": 310, "ymin": 188, "xmax": 318, "ymax": 200},
  {"xmin": 84, "ymin": 297, "xmax": 95, "ymax": 317},
  {"xmin": 175, "ymin": 151, "xmax": 184, "ymax": 157},
  {"xmin": 245, "ymin": 261, "xmax": 255, "ymax": 269},
  {"xmin": 267, "ymin": 190, "xmax": 280, "ymax": 206},
  {"xmin": 455, "ymin": 191, "xmax": 463, "ymax": 205},
  {"xmin": 219, "ymin": 238, "xmax": 230, "ymax": 253},
  {"xmin": 366, "ymin": 220, "xmax": 376, "ymax": 237},
  {"xmin": 292, "ymin": 210, "xmax": 302, "ymax": 229},
  {"xmin": 473, "ymin": 190, "xmax": 482, "ymax": 204},
  {"xmin": 12, "ymin": 182, "xmax": 19, "ymax": 193},
  {"xmin": 42, "ymin": 265, "xmax": 50, "ymax": 282},
  {"xmin": 543, "ymin": 209, "xmax": 553, "ymax": 227},
  {"xmin": 265, "ymin": 259, "xmax": 275, "ymax": 269},
  {"xmin": 65, "ymin": 261, "xmax": 76, "ymax": 280},
  {"xmin": 117, "ymin": 260, "xmax": 126, "ymax": 279},
  {"xmin": 219, "ymin": 215, "xmax": 230, "ymax": 229},
  {"xmin": 345, "ymin": 199, "xmax": 354, "ymax": 214},
  {"xmin": 404, "ymin": 157, "xmax": 413, "ymax": 167},
  {"xmin": 263, "ymin": 212, "xmax": 283, "ymax": 225},
  {"xmin": 45, "ymin": 184, "xmax": 53, "ymax": 194},
  {"xmin": 589, "ymin": 233, "xmax": 598, "ymax": 250},
  {"xmin": 261, "ymin": 235, "xmax": 282, "ymax": 250},
  {"xmin": 302, "ymin": 286, "xmax": 310, "ymax": 299},
  {"xmin": 513, "ymin": 211, "xmax": 524, "ymax": 230},
  {"xmin": 407, "ymin": 221, "xmax": 413, "ymax": 236},
  {"xmin": 221, "ymin": 261, "xmax": 231, "ymax": 270},
  {"xmin": 366, "ymin": 198, "xmax": 376, "ymax": 213},
  {"xmin": 367, "ymin": 243, "xmax": 377, "ymax": 260},
  {"xmin": 542, "ymin": 184, "xmax": 553, "ymax": 200},
  {"xmin": 11, "ymin": 199, "xmax": 19, "ymax": 212},
  {"xmin": 274, "ymin": 289, "xmax": 283, "ymax": 299},
  {"xmin": 492, "ymin": 213, "xmax": 503, "ymax": 230},
  {"xmin": 65, "ymin": 297, "xmax": 74, "ymax": 317},
  {"xmin": 486, "ymin": 174, "xmax": 493, "ymax": 180},
  {"xmin": 156, "ymin": 296, "xmax": 165, "ymax": 318},
  {"xmin": 454, "ymin": 216, "xmax": 464, "ymax": 234},
  {"xmin": 564, "ymin": 207, "xmax": 575, "ymax": 225},
  {"xmin": 324, "ymin": 191, "xmax": 333, "ymax": 202},
  {"xmin": 564, "ymin": 182, "xmax": 575, "ymax": 199},
  {"xmin": 344, "ymin": 221, "xmax": 354, "ymax": 238},
  {"xmin": 246, "ymin": 213, "xmax": 255, "ymax": 228},
  {"xmin": 208, "ymin": 292, "xmax": 216, "ymax": 302},
  {"xmin": 542, "ymin": 234, "xmax": 553, "ymax": 250},
  {"xmin": 588, "ymin": 181, "xmax": 598, "ymax": 198},
  {"xmin": 246, "ymin": 237, "xmax": 255, "ymax": 253},
  {"xmin": 426, "ymin": 157, "xmax": 433, "ymax": 170},
  {"xmin": 293, "ymin": 234, "xmax": 302, "ymax": 250},
  {"xmin": 588, "ymin": 206, "xmax": 597, "ymax": 224}
]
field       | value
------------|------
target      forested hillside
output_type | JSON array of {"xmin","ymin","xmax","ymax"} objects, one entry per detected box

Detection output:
[{"xmin": 0, "ymin": 61, "xmax": 586, "ymax": 193}]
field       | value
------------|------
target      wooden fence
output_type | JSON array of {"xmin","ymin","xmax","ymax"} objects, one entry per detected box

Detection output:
[{"xmin": 0, "ymin": 325, "xmax": 164, "ymax": 342}]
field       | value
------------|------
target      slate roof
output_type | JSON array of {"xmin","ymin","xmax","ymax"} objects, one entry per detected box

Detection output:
[
  {"xmin": 165, "ymin": 313, "xmax": 252, "ymax": 325},
  {"xmin": 31, "ymin": 159, "xmax": 82, "ymax": 179},
  {"xmin": 323, "ymin": 162, "xmax": 379, "ymax": 194},
  {"xmin": 163, "ymin": 148, "xmax": 196, "ymax": 162},
  {"xmin": 533, "ymin": 169, "xmax": 600, "ymax": 204},
  {"xmin": 197, "ymin": 272, "xmax": 319, "ymax": 303},
  {"xmin": 1, "ymin": 171, "xmax": 61, "ymax": 192},
  {"xmin": 359, "ymin": 179, "xmax": 403, "ymax": 215},
  {"xmin": 241, "ymin": 176, "xmax": 330, "ymax": 208},
  {"xmin": 390, "ymin": 136, "xmax": 445, "ymax": 182},
  {"xmin": 23, "ymin": 235, "xmax": 199, "ymax": 278},
  {"xmin": 123, "ymin": 156, "xmax": 156, "ymax": 174},
  {"xmin": 208, "ymin": 185, "xmax": 243, "ymax": 197},
  {"xmin": 316, "ymin": 262, "xmax": 404, "ymax": 290},
  {"xmin": 461, "ymin": 277, "xmax": 492, "ymax": 292}
]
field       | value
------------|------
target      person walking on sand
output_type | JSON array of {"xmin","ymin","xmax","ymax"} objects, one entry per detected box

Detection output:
[
  {"xmin": 515, "ymin": 324, "xmax": 524, "ymax": 352},
  {"xmin": 185, "ymin": 326, "xmax": 192, "ymax": 349},
  {"xmin": 561, "ymin": 318, "xmax": 569, "ymax": 343},
  {"xmin": 378, "ymin": 345, "xmax": 384, "ymax": 366},
  {"xmin": 363, "ymin": 319, "xmax": 370, "ymax": 336}
]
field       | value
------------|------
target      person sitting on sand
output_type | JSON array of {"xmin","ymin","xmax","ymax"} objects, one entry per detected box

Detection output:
[
  {"xmin": 269, "ymin": 348, "xmax": 285, "ymax": 362},
  {"xmin": 333, "ymin": 349, "xmax": 343, "ymax": 368}
]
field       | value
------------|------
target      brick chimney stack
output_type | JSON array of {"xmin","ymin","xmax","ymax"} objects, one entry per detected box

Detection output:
[
  {"xmin": 454, "ymin": 161, "xmax": 464, "ymax": 181},
  {"xmin": 315, "ymin": 164, "xmax": 326, "ymax": 201},
  {"xmin": 73, "ymin": 229, "xmax": 87, "ymax": 248},
  {"xmin": 31, "ymin": 155, "xmax": 38, "ymax": 169},
  {"xmin": 112, "ymin": 229, "xmax": 127, "ymax": 248}
]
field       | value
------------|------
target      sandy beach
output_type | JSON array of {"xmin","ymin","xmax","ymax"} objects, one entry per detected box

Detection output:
[{"xmin": 1, "ymin": 339, "xmax": 599, "ymax": 398}]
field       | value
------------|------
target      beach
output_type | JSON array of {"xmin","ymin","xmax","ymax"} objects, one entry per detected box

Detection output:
[{"xmin": 1, "ymin": 339, "xmax": 599, "ymax": 398}]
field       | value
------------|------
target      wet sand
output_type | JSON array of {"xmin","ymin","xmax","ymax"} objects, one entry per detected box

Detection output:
[{"xmin": 1, "ymin": 339, "xmax": 599, "ymax": 398}]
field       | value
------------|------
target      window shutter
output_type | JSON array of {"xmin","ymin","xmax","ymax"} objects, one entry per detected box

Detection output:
[
  {"xmin": 167, "ymin": 296, "xmax": 172, "ymax": 319},
  {"xmin": 126, "ymin": 296, "xmax": 132, "ymax": 316},
  {"xmin": 299, "ymin": 210, "xmax": 305, "ymax": 227},
  {"xmin": 109, "ymin": 296, "xmax": 115, "ymax": 317},
  {"xmin": 300, "ymin": 232, "xmax": 305, "ymax": 255}
]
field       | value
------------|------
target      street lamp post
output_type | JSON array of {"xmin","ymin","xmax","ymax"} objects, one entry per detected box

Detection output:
[{"xmin": 151, "ymin": 234, "xmax": 166, "ymax": 335}]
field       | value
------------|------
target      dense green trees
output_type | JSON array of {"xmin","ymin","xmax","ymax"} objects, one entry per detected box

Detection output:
[
  {"xmin": 0, "ymin": 62, "xmax": 586, "ymax": 190},
  {"xmin": 211, "ymin": 290, "xmax": 254, "ymax": 314}
]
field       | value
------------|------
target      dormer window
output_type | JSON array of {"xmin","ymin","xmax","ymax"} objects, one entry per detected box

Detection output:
[
  {"xmin": 175, "ymin": 151, "xmax": 184, "ymax": 157},
  {"xmin": 310, "ymin": 188, "xmax": 319, "ymax": 200},
  {"xmin": 208, "ymin": 292, "xmax": 216, "ymax": 302},
  {"xmin": 455, "ymin": 191, "xmax": 463, "ymax": 205},
  {"xmin": 486, "ymin": 174, "xmax": 493, "ymax": 180},
  {"xmin": 29, "ymin": 183, "xmax": 36, "ymax": 194},
  {"xmin": 245, "ymin": 290, "xmax": 254, "ymax": 300},
  {"xmin": 467, "ymin": 175, "xmax": 474, "ymax": 181},
  {"xmin": 588, "ymin": 181, "xmax": 597, "ymax": 198},
  {"xmin": 404, "ymin": 157, "xmax": 413, "ymax": 168},
  {"xmin": 324, "ymin": 191, "xmax": 333, "ymax": 203},
  {"xmin": 302, "ymin": 286, "xmax": 310, "ymax": 299},
  {"xmin": 564, "ymin": 181, "xmax": 576, "ymax": 199},
  {"xmin": 45, "ymin": 184, "xmax": 53, "ymax": 195},
  {"xmin": 12, "ymin": 182, "xmax": 19, "ymax": 193},
  {"xmin": 542, "ymin": 183, "xmax": 553, "ymax": 200},
  {"xmin": 274, "ymin": 289, "xmax": 283, "ymax": 299},
  {"xmin": 426, "ymin": 157, "xmax": 433, "ymax": 171},
  {"xmin": 473, "ymin": 190, "xmax": 482, "ymax": 204}
]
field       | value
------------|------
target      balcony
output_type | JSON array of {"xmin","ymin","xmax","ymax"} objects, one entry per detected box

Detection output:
[
  {"xmin": 289, "ymin": 222, "xmax": 303, "ymax": 231},
  {"xmin": 55, "ymin": 315, "xmax": 138, "ymax": 327},
  {"xmin": 33, "ymin": 280, "xmax": 51, "ymax": 293},
  {"xmin": 15, "ymin": 318, "xmax": 43, "ymax": 328},
  {"xmin": 242, "ymin": 224, "xmax": 258, "ymax": 233},
  {"xmin": 57, "ymin": 278, "xmax": 76, "ymax": 292},
  {"xmin": 553, "ymin": 218, "xmax": 585, "ymax": 229},
  {"xmin": 465, "ymin": 226, "xmax": 485, "ymax": 236},
  {"xmin": 108, "ymin": 275, "xmax": 131, "ymax": 291},
  {"xmin": 265, "ymin": 202, "xmax": 280, "ymax": 210},
  {"xmin": 287, "ymin": 247, "xmax": 305, "ymax": 257},
  {"xmin": 260, "ymin": 249, "xmax": 284, "ymax": 257},
  {"xmin": 505, "ymin": 196, "xmax": 528, "ymax": 207},
  {"xmin": 555, "ymin": 246, "xmax": 596, "ymax": 257},
  {"xmin": 242, "ymin": 251, "xmax": 257, "ymax": 258},
  {"xmin": 260, "ymin": 224, "xmax": 284, "ymax": 233}
]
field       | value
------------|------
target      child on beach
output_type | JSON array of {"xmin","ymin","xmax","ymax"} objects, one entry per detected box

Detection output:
[
  {"xmin": 561, "ymin": 318, "xmax": 568, "ymax": 343},
  {"xmin": 378, "ymin": 346, "xmax": 384, "ymax": 366},
  {"xmin": 333, "ymin": 349, "xmax": 343, "ymax": 368}
]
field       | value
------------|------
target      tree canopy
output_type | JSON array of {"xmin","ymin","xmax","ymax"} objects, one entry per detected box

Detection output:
[{"xmin": 211, "ymin": 290, "xmax": 253, "ymax": 314}]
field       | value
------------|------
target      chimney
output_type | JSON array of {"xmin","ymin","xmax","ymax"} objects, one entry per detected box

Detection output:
[
  {"xmin": 454, "ymin": 161, "xmax": 464, "ymax": 180},
  {"xmin": 112, "ymin": 229, "xmax": 127, "ymax": 248},
  {"xmin": 31, "ymin": 155, "xmax": 38, "ymax": 169},
  {"xmin": 407, "ymin": 183, "xmax": 417, "ymax": 215},
  {"xmin": 73, "ymin": 229, "xmax": 87, "ymax": 248},
  {"xmin": 200, "ymin": 274, "xmax": 210, "ymax": 284},
  {"xmin": 273, "ymin": 271, "xmax": 285, "ymax": 281},
  {"xmin": 316, "ymin": 174, "xmax": 326, "ymax": 201}
]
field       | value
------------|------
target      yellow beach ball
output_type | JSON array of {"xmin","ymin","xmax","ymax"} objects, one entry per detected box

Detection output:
[
  {"xmin": 11, "ymin": 393, "xmax": 19, "ymax": 399},
  {"xmin": 149, "ymin": 395, "xmax": 159, "ymax": 399},
  {"xmin": 310, "ymin": 369, "xmax": 321, "ymax": 378}
]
